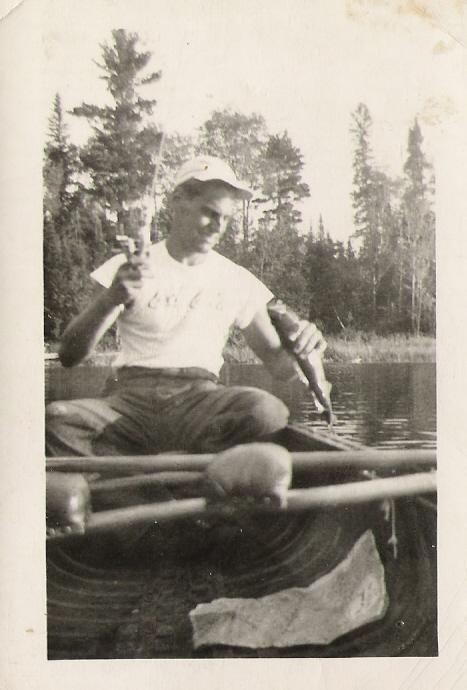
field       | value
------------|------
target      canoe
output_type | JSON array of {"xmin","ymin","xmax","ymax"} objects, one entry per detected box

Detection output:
[{"xmin": 46, "ymin": 423, "xmax": 437, "ymax": 659}]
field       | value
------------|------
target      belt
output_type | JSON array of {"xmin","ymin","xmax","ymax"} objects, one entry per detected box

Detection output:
[{"xmin": 116, "ymin": 366, "xmax": 219, "ymax": 384}]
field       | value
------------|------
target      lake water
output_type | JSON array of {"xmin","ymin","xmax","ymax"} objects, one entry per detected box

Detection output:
[{"xmin": 45, "ymin": 361, "xmax": 436, "ymax": 450}]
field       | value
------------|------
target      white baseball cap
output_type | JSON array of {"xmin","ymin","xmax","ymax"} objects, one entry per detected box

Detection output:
[{"xmin": 173, "ymin": 155, "xmax": 253, "ymax": 200}]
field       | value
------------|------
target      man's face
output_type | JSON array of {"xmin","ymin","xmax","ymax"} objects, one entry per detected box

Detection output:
[{"xmin": 170, "ymin": 183, "xmax": 237, "ymax": 258}]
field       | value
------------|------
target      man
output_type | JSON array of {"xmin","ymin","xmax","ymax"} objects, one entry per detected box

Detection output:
[{"xmin": 46, "ymin": 156, "xmax": 326, "ymax": 457}]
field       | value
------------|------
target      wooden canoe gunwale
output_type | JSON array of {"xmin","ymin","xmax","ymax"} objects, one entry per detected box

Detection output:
[
  {"xmin": 46, "ymin": 423, "xmax": 436, "ymax": 541},
  {"xmin": 46, "ymin": 423, "xmax": 437, "ymax": 659}
]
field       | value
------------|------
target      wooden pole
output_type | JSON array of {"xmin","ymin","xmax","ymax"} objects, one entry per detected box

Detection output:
[
  {"xmin": 46, "ymin": 448, "xmax": 436, "ymax": 476},
  {"xmin": 90, "ymin": 471, "xmax": 204, "ymax": 494},
  {"xmin": 47, "ymin": 471, "xmax": 436, "ymax": 542}
]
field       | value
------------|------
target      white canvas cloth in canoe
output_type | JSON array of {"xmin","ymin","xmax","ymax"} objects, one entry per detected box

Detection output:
[
  {"xmin": 189, "ymin": 529, "xmax": 388, "ymax": 649},
  {"xmin": 91, "ymin": 240, "xmax": 272, "ymax": 377}
]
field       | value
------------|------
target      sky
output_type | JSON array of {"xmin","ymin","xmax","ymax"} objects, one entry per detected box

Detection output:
[{"xmin": 39, "ymin": 0, "xmax": 465, "ymax": 242}]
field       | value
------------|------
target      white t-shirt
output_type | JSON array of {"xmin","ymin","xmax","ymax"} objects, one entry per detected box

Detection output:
[{"xmin": 91, "ymin": 241, "xmax": 273, "ymax": 376}]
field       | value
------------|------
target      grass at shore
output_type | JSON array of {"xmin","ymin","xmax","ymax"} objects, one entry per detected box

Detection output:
[
  {"xmin": 325, "ymin": 333, "xmax": 435, "ymax": 363},
  {"xmin": 45, "ymin": 332, "xmax": 435, "ymax": 366},
  {"xmin": 223, "ymin": 331, "xmax": 435, "ymax": 364}
]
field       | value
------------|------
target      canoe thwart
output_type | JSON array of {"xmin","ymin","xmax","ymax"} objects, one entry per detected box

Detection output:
[
  {"xmin": 46, "ymin": 448, "xmax": 436, "ymax": 476},
  {"xmin": 47, "ymin": 470, "xmax": 436, "ymax": 543}
]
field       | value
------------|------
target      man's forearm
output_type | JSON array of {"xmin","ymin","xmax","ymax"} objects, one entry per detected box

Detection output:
[
  {"xmin": 243, "ymin": 308, "xmax": 309, "ymax": 385},
  {"xmin": 59, "ymin": 291, "xmax": 121, "ymax": 367}
]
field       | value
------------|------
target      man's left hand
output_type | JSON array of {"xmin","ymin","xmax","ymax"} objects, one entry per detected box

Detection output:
[{"xmin": 288, "ymin": 320, "xmax": 327, "ymax": 359}]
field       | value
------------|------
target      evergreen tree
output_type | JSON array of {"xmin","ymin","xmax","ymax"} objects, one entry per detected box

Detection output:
[
  {"xmin": 350, "ymin": 104, "xmax": 403, "ymax": 330},
  {"xmin": 351, "ymin": 104, "xmax": 373, "ymax": 238},
  {"xmin": 401, "ymin": 120, "xmax": 436, "ymax": 334},
  {"xmin": 369, "ymin": 169, "xmax": 401, "ymax": 330},
  {"xmin": 259, "ymin": 131, "xmax": 310, "ymax": 226},
  {"xmin": 303, "ymin": 216, "xmax": 341, "ymax": 331},
  {"xmin": 72, "ymin": 29, "xmax": 162, "ymax": 240},
  {"xmin": 43, "ymin": 94, "xmax": 78, "ymax": 222},
  {"xmin": 44, "ymin": 94, "xmax": 122, "ymax": 343},
  {"xmin": 350, "ymin": 103, "xmax": 381, "ymax": 328},
  {"xmin": 247, "ymin": 131, "xmax": 310, "ymax": 311},
  {"xmin": 375, "ymin": 176, "xmax": 407, "ymax": 332},
  {"xmin": 339, "ymin": 239, "xmax": 363, "ymax": 331},
  {"xmin": 43, "ymin": 214, "xmax": 65, "ymax": 341},
  {"xmin": 43, "ymin": 94, "xmax": 84, "ymax": 341}
]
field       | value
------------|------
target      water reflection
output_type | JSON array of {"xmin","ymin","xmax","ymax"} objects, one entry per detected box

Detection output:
[
  {"xmin": 225, "ymin": 362, "xmax": 436, "ymax": 450},
  {"xmin": 45, "ymin": 361, "xmax": 436, "ymax": 450}
]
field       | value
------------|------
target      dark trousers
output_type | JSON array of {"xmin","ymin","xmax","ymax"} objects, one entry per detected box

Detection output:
[{"xmin": 46, "ymin": 367, "xmax": 289, "ymax": 456}]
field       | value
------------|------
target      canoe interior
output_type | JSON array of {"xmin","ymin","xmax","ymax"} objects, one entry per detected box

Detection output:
[
  {"xmin": 46, "ymin": 424, "xmax": 437, "ymax": 659},
  {"xmin": 273, "ymin": 423, "xmax": 367, "ymax": 452}
]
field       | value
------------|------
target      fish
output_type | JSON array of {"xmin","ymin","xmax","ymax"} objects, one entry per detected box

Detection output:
[{"xmin": 267, "ymin": 298, "xmax": 336, "ymax": 427}]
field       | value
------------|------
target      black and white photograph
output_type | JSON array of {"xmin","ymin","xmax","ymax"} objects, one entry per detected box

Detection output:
[{"xmin": 1, "ymin": 0, "xmax": 467, "ymax": 687}]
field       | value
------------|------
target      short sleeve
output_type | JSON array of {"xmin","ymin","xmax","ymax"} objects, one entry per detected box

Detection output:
[
  {"xmin": 90, "ymin": 253, "xmax": 127, "ymax": 288},
  {"xmin": 234, "ymin": 268, "xmax": 274, "ymax": 329}
]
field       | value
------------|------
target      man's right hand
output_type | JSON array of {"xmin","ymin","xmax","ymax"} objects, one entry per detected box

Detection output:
[{"xmin": 107, "ymin": 254, "xmax": 154, "ymax": 307}]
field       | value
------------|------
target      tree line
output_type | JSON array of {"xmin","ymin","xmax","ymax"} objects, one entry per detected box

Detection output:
[{"xmin": 43, "ymin": 29, "xmax": 435, "ymax": 344}]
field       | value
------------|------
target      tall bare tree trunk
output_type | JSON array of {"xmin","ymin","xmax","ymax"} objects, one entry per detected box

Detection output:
[
  {"xmin": 372, "ymin": 270, "xmax": 377, "ymax": 328},
  {"xmin": 411, "ymin": 251, "xmax": 416, "ymax": 334},
  {"xmin": 242, "ymin": 199, "xmax": 250, "ymax": 245}
]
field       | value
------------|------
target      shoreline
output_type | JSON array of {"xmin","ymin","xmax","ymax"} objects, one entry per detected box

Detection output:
[
  {"xmin": 223, "ymin": 332, "xmax": 436, "ymax": 364},
  {"xmin": 325, "ymin": 333, "xmax": 435, "ymax": 364},
  {"xmin": 45, "ymin": 334, "xmax": 436, "ymax": 366}
]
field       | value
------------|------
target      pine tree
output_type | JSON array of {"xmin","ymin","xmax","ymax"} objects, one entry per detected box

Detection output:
[
  {"xmin": 259, "ymin": 131, "xmax": 310, "ymax": 226},
  {"xmin": 350, "ymin": 104, "xmax": 401, "ymax": 330},
  {"xmin": 336, "ymin": 238, "xmax": 364, "ymax": 332},
  {"xmin": 43, "ymin": 94, "xmax": 83, "ymax": 341},
  {"xmin": 44, "ymin": 93, "xmax": 120, "ymax": 342},
  {"xmin": 72, "ymin": 29, "xmax": 162, "ymax": 240},
  {"xmin": 247, "ymin": 131, "xmax": 310, "ymax": 310},
  {"xmin": 318, "ymin": 214, "xmax": 325, "ymax": 240},
  {"xmin": 401, "ymin": 120, "xmax": 436, "ymax": 334},
  {"xmin": 350, "ymin": 103, "xmax": 379, "ymax": 327},
  {"xmin": 303, "ymin": 216, "xmax": 340, "ymax": 331},
  {"xmin": 351, "ymin": 105, "xmax": 373, "ymax": 237},
  {"xmin": 43, "ymin": 94, "xmax": 78, "ymax": 222}
]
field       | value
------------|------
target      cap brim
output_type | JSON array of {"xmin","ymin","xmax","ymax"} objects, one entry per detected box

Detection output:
[{"xmin": 177, "ymin": 172, "xmax": 253, "ymax": 200}]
